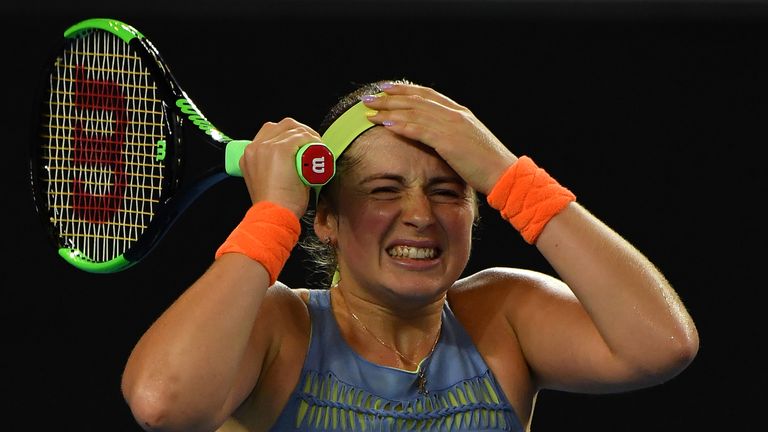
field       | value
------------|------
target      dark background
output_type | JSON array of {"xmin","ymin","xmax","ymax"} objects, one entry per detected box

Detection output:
[{"xmin": 4, "ymin": 0, "xmax": 766, "ymax": 430}]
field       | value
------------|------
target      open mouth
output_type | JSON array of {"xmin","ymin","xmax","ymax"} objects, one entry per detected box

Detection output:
[{"xmin": 386, "ymin": 245, "xmax": 440, "ymax": 260}]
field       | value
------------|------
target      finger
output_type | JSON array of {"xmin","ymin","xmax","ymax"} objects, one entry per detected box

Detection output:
[
  {"xmin": 240, "ymin": 126, "xmax": 320, "ymax": 182},
  {"xmin": 252, "ymin": 117, "xmax": 319, "ymax": 143},
  {"xmin": 363, "ymin": 94, "xmax": 462, "ymax": 146},
  {"xmin": 375, "ymin": 82, "xmax": 464, "ymax": 110}
]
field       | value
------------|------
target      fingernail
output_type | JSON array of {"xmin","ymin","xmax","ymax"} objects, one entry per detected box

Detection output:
[
  {"xmin": 362, "ymin": 94, "xmax": 377, "ymax": 103},
  {"xmin": 365, "ymin": 110, "xmax": 378, "ymax": 117},
  {"xmin": 380, "ymin": 82, "xmax": 394, "ymax": 89}
]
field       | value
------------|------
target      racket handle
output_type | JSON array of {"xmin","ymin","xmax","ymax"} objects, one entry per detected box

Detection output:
[{"xmin": 224, "ymin": 140, "xmax": 335, "ymax": 186}]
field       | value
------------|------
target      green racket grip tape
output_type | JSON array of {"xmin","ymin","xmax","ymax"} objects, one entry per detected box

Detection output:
[
  {"xmin": 224, "ymin": 140, "xmax": 249, "ymax": 176},
  {"xmin": 224, "ymin": 140, "xmax": 335, "ymax": 187}
]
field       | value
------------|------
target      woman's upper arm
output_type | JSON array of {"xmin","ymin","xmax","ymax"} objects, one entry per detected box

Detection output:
[{"xmin": 470, "ymin": 267, "xmax": 640, "ymax": 394}]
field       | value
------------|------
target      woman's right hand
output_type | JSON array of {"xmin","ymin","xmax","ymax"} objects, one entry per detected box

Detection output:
[
  {"xmin": 239, "ymin": 118, "xmax": 319, "ymax": 218},
  {"xmin": 362, "ymin": 83, "xmax": 518, "ymax": 196}
]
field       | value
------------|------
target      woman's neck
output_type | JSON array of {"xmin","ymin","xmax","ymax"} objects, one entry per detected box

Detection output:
[{"xmin": 331, "ymin": 283, "xmax": 444, "ymax": 371}]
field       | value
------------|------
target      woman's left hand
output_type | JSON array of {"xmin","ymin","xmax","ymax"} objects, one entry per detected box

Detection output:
[{"xmin": 363, "ymin": 82, "xmax": 517, "ymax": 195}]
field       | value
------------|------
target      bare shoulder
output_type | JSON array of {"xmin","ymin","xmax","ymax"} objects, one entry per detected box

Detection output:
[
  {"xmin": 266, "ymin": 282, "xmax": 310, "ymax": 303},
  {"xmin": 451, "ymin": 267, "xmax": 568, "ymax": 295},
  {"xmin": 259, "ymin": 283, "xmax": 311, "ymax": 330},
  {"xmin": 448, "ymin": 267, "xmax": 575, "ymax": 317}
]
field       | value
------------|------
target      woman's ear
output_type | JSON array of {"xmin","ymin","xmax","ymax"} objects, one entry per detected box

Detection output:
[{"xmin": 313, "ymin": 198, "xmax": 337, "ymax": 241}]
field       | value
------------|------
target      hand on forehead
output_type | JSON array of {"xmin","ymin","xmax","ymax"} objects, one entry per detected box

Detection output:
[{"xmin": 344, "ymin": 128, "xmax": 461, "ymax": 183}]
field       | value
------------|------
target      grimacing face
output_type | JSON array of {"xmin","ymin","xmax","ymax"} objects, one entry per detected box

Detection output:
[{"xmin": 316, "ymin": 127, "xmax": 477, "ymax": 304}]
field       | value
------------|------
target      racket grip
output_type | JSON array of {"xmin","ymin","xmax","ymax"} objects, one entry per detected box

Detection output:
[{"xmin": 224, "ymin": 140, "xmax": 335, "ymax": 186}]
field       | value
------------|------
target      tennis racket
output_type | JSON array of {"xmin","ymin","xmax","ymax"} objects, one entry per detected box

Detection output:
[{"xmin": 30, "ymin": 17, "xmax": 335, "ymax": 274}]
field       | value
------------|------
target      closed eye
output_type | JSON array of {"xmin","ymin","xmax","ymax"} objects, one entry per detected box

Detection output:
[
  {"xmin": 432, "ymin": 189, "xmax": 462, "ymax": 197},
  {"xmin": 369, "ymin": 186, "xmax": 402, "ymax": 200},
  {"xmin": 371, "ymin": 186, "xmax": 399, "ymax": 193},
  {"xmin": 429, "ymin": 188, "xmax": 469, "ymax": 204}
]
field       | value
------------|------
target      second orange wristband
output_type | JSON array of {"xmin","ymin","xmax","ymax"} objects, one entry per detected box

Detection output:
[{"xmin": 487, "ymin": 156, "xmax": 576, "ymax": 244}]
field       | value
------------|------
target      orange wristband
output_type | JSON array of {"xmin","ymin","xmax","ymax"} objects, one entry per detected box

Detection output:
[
  {"xmin": 215, "ymin": 201, "xmax": 301, "ymax": 285},
  {"xmin": 487, "ymin": 156, "xmax": 576, "ymax": 244}
]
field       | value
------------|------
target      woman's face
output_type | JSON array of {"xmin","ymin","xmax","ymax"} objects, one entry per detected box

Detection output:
[{"xmin": 322, "ymin": 127, "xmax": 476, "ymax": 304}]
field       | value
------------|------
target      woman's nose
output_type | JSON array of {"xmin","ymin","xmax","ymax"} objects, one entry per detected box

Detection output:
[{"xmin": 401, "ymin": 192, "xmax": 435, "ymax": 230}]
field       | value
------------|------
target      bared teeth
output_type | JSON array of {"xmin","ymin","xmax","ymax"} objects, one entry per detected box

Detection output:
[{"xmin": 387, "ymin": 245, "xmax": 436, "ymax": 259}]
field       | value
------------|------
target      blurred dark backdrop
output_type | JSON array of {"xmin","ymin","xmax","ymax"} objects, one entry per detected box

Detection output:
[{"xmin": 3, "ymin": 1, "xmax": 766, "ymax": 430}]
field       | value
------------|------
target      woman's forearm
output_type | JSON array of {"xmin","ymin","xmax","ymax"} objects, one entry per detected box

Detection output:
[{"xmin": 536, "ymin": 203, "xmax": 699, "ymax": 378}]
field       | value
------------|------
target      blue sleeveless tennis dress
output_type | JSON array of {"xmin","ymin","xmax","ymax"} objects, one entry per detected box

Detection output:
[{"xmin": 268, "ymin": 289, "xmax": 524, "ymax": 431}]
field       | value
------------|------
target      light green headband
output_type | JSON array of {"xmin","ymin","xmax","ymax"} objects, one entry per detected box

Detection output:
[
  {"xmin": 313, "ymin": 93, "xmax": 382, "ymax": 198},
  {"xmin": 319, "ymin": 93, "xmax": 384, "ymax": 286}
]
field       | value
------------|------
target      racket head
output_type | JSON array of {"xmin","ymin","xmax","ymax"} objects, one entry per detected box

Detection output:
[{"xmin": 30, "ymin": 18, "xmax": 183, "ymax": 274}]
